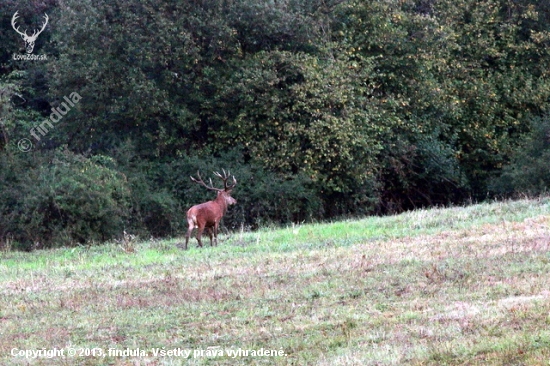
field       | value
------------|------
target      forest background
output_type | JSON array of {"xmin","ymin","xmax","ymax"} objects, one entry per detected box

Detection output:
[{"xmin": 1, "ymin": 0, "xmax": 550, "ymax": 250}]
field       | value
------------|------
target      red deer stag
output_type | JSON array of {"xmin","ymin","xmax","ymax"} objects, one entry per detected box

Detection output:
[{"xmin": 184, "ymin": 170, "xmax": 237, "ymax": 249}]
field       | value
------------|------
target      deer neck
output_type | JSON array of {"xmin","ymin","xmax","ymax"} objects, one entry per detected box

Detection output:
[{"xmin": 214, "ymin": 193, "xmax": 228, "ymax": 213}]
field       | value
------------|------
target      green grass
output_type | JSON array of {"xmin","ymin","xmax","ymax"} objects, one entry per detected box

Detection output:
[{"xmin": 1, "ymin": 197, "xmax": 550, "ymax": 365}]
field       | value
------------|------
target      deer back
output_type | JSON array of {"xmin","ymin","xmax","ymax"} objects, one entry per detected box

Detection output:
[{"xmin": 188, "ymin": 191, "xmax": 236, "ymax": 225}]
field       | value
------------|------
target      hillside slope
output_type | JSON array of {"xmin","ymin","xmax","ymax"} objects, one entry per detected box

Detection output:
[{"xmin": 1, "ymin": 198, "xmax": 550, "ymax": 365}]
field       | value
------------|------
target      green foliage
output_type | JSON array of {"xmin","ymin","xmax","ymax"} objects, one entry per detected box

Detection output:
[
  {"xmin": 211, "ymin": 50, "xmax": 384, "ymax": 195},
  {"xmin": 0, "ymin": 150, "xmax": 130, "ymax": 249},
  {"xmin": 47, "ymin": 0, "xmax": 202, "ymax": 155},
  {"xmin": 45, "ymin": 0, "xmax": 325, "ymax": 156},
  {"xmin": 378, "ymin": 130, "xmax": 467, "ymax": 212},
  {"xmin": 490, "ymin": 113, "xmax": 550, "ymax": 195},
  {"xmin": 2, "ymin": 0, "xmax": 550, "ymax": 247},
  {"xmin": 336, "ymin": 0, "xmax": 550, "ymax": 206}
]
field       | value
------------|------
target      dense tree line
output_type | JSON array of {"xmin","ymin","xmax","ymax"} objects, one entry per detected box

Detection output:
[{"xmin": 1, "ymin": 0, "xmax": 549, "ymax": 249}]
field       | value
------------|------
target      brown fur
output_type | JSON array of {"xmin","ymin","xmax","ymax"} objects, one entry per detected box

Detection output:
[{"xmin": 184, "ymin": 171, "xmax": 237, "ymax": 249}]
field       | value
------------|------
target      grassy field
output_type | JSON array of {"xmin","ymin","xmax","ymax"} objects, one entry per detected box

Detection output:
[{"xmin": 1, "ymin": 197, "xmax": 550, "ymax": 365}]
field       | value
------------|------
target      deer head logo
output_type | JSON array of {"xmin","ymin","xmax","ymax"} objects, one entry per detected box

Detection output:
[{"xmin": 11, "ymin": 11, "xmax": 49, "ymax": 54}]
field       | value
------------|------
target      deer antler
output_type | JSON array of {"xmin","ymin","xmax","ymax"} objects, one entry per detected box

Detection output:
[
  {"xmin": 213, "ymin": 169, "xmax": 237, "ymax": 190},
  {"xmin": 190, "ymin": 171, "xmax": 223, "ymax": 192},
  {"xmin": 191, "ymin": 170, "xmax": 237, "ymax": 192}
]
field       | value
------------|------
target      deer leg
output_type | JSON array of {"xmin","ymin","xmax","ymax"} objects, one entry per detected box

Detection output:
[
  {"xmin": 213, "ymin": 222, "xmax": 219, "ymax": 247},
  {"xmin": 184, "ymin": 220, "xmax": 195, "ymax": 250},
  {"xmin": 207, "ymin": 227, "xmax": 214, "ymax": 247},
  {"xmin": 196, "ymin": 226, "xmax": 204, "ymax": 248}
]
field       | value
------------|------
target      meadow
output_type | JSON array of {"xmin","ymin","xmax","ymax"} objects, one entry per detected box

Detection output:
[{"xmin": 1, "ymin": 197, "xmax": 550, "ymax": 365}]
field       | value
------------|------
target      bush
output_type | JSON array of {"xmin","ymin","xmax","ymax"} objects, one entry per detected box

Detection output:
[
  {"xmin": 490, "ymin": 114, "xmax": 550, "ymax": 196},
  {"xmin": 377, "ymin": 130, "xmax": 468, "ymax": 213},
  {"xmin": 0, "ymin": 149, "xmax": 131, "ymax": 249}
]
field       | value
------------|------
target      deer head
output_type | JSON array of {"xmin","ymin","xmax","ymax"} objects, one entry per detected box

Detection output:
[
  {"xmin": 190, "ymin": 169, "xmax": 237, "ymax": 206},
  {"xmin": 12, "ymin": 11, "xmax": 49, "ymax": 54}
]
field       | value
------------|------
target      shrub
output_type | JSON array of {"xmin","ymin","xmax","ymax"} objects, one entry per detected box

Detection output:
[
  {"xmin": 490, "ymin": 114, "xmax": 550, "ymax": 196},
  {"xmin": 0, "ymin": 149, "xmax": 131, "ymax": 249}
]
